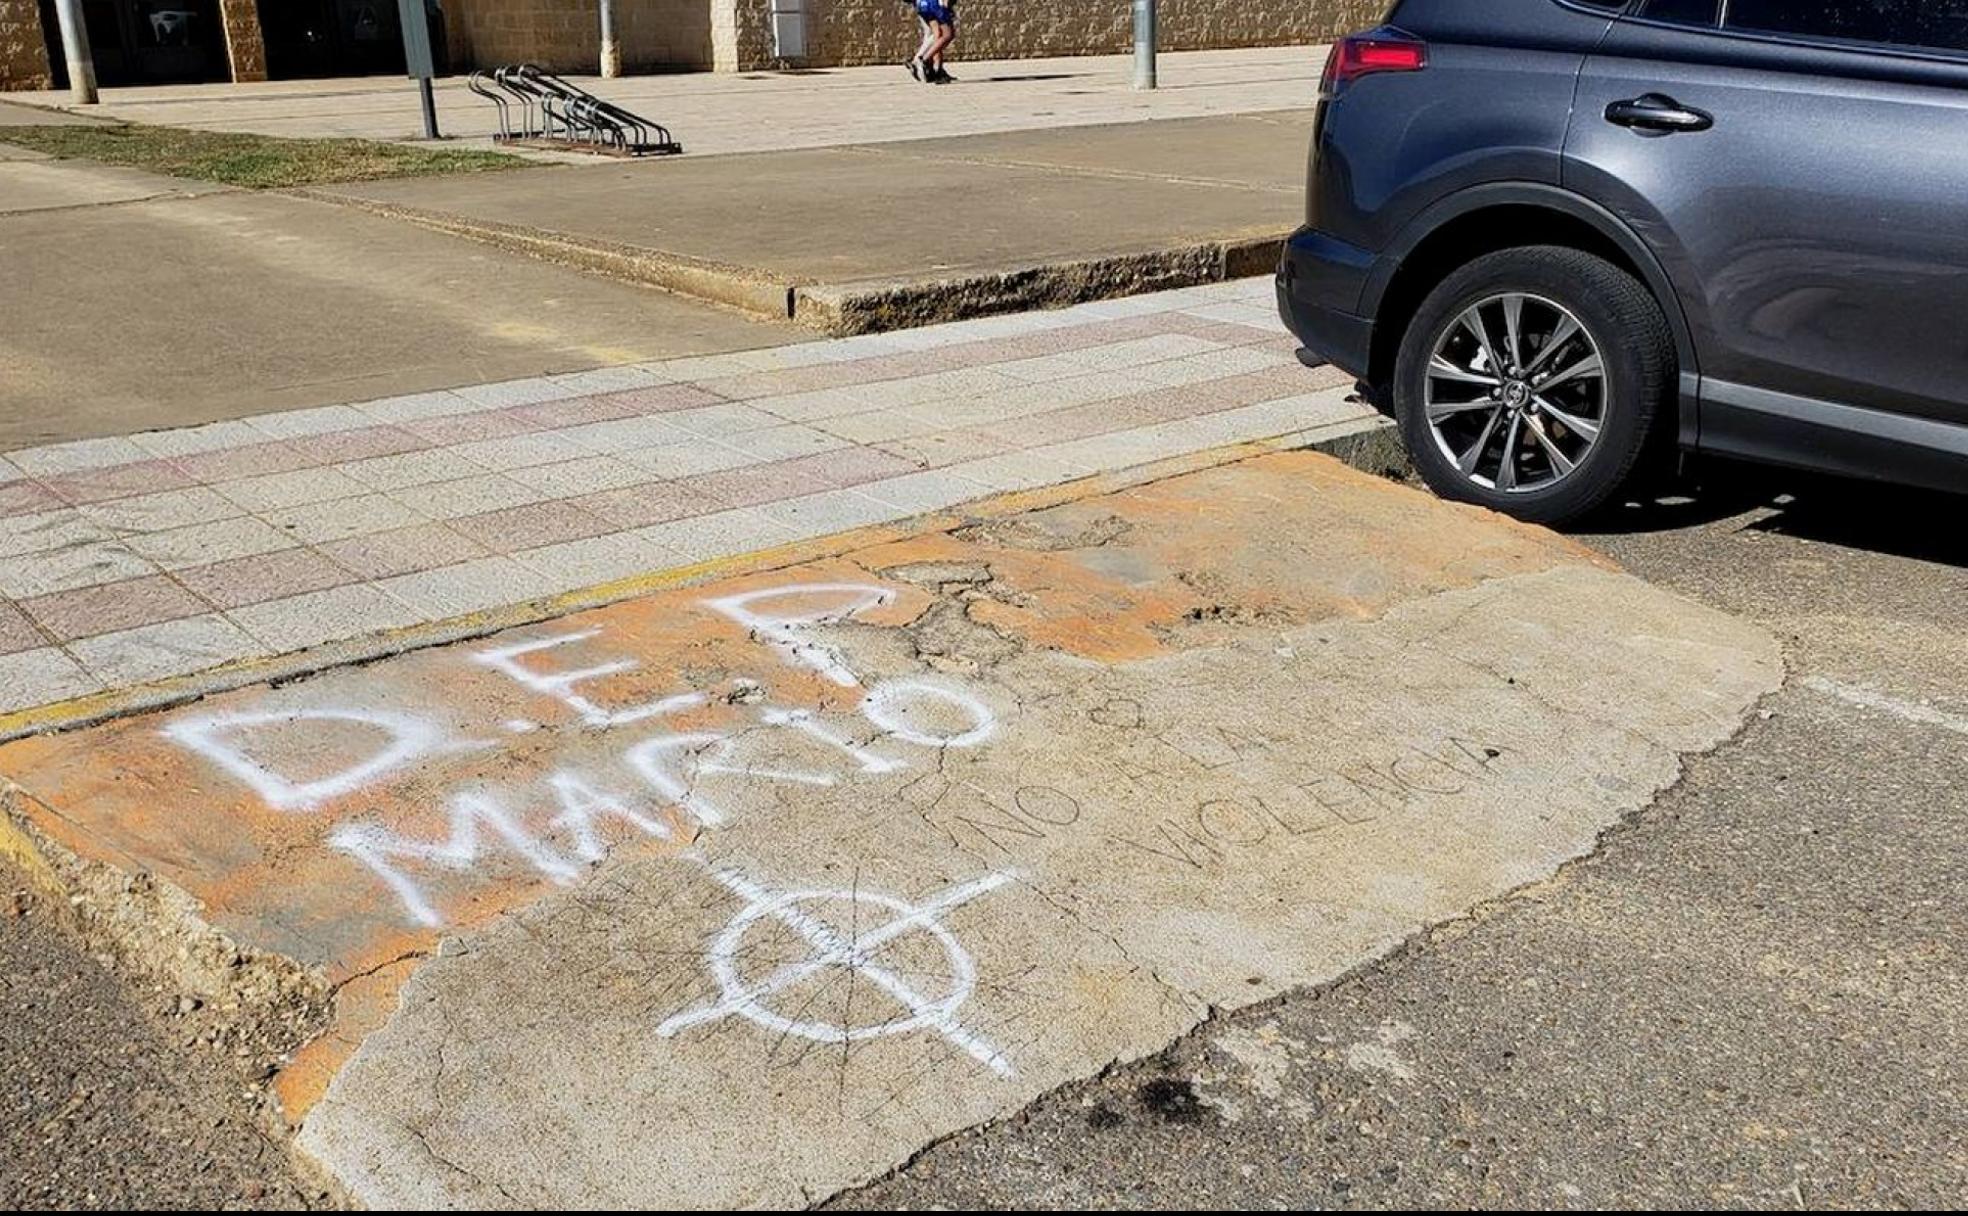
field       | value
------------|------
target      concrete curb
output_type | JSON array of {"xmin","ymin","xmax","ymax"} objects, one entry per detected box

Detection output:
[
  {"xmin": 0, "ymin": 414, "xmax": 1389, "ymax": 746},
  {"xmin": 795, "ymin": 235, "xmax": 1288, "ymax": 335},
  {"xmin": 292, "ymin": 190, "xmax": 796, "ymax": 318},
  {"xmin": 297, "ymin": 188, "xmax": 1285, "ymax": 336}
]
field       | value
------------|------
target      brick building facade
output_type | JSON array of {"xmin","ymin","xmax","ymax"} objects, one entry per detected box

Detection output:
[{"xmin": 4, "ymin": 0, "xmax": 1375, "ymax": 90}]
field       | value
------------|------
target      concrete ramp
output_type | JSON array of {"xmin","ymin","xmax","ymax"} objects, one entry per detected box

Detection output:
[{"xmin": 0, "ymin": 451, "xmax": 1779, "ymax": 1207}]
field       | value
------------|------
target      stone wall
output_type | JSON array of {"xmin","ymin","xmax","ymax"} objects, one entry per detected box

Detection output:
[
  {"xmin": 445, "ymin": 0, "xmax": 1381, "ymax": 77},
  {"xmin": 0, "ymin": 0, "xmax": 51, "ymax": 91},
  {"xmin": 730, "ymin": 0, "xmax": 1384, "ymax": 70},
  {"xmin": 448, "ymin": 0, "xmax": 714, "ymax": 74},
  {"xmin": 0, "ymin": 0, "xmax": 1378, "ymax": 90}
]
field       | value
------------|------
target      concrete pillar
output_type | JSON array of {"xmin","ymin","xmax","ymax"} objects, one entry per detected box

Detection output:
[
  {"xmin": 49, "ymin": 0, "xmax": 94, "ymax": 101},
  {"xmin": 600, "ymin": 0, "xmax": 621, "ymax": 76}
]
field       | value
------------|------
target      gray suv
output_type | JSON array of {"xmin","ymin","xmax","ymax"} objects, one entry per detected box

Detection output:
[{"xmin": 1276, "ymin": 0, "xmax": 1968, "ymax": 523}]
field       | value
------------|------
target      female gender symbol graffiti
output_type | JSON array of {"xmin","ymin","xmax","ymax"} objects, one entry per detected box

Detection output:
[{"xmin": 657, "ymin": 864, "xmax": 1017, "ymax": 1078}]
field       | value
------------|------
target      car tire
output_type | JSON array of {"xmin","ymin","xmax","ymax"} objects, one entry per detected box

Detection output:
[{"xmin": 1393, "ymin": 245, "xmax": 1676, "ymax": 526}]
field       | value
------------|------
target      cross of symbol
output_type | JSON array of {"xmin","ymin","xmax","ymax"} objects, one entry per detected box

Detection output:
[{"xmin": 657, "ymin": 864, "xmax": 1018, "ymax": 1078}]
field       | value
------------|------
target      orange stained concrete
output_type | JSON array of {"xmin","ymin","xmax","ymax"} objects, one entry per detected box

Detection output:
[{"xmin": 0, "ymin": 451, "xmax": 1599, "ymax": 1121}]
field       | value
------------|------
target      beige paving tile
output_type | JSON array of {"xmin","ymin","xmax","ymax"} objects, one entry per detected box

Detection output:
[
  {"xmin": 512, "ymin": 533, "xmax": 682, "ymax": 593},
  {"xmin": 260, "ymin": 494, "xmax": 429, "ymax": 544},
  {"xmin": 630, "ymin": 509, "xmax": 799, "ymax": 565},
  {"xmin": 68, "ymin": 613, "xmax": 265, "ymax": 686},
  {"xmin": 339, "ymin": 448, "xmax": 487, "ymax": 492},
  {"xmin": 228, "ymin": 584, "xmax": 426, "ymax": 655},
  {"xmin": 0, "ymin": 647, "xmax": 102, "ymax": 712},
  {"xmin": 388, "ymin": 476, "xmax": 545, "ymax": 523},
  {"xmin": 127, "ymin": 516, "xmax": 298, "ymax": 571},
  {"xmin": 216, "ymin": 465, "xmax": 369, "ymax": 513},
  {"xmin": 78, "ymin": 485, "xmax": 240, "ymax": 535},
  {"xmin": 0, "ymin": 509, "xmax": 112, "ymax": 559},
  {"xmin": 855, "ymin": 469, "xmax": 995, "ymax": 514},
  {"xmin": 0, "ymin": 541, "xmax": 157, "ymax": 598},
  {"xmin": 378, "ymin": 556, "xmax": 562, "ymax": 621}
]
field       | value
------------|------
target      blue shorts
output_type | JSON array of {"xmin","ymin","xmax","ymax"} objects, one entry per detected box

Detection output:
[{"xmin": 915, "ymin": 1, "xmax": 955, "ymax": 25}]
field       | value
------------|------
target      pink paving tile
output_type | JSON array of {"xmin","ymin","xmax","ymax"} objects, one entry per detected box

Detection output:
[
  {"xmin": 977, "ymin": 399, "xmax": 1157, "ymax": 448},
  {"xmin": 595, "ymin": 384, "xmax": 729, "ymax": 415},
  {"xmin": 677, "ymin": 459, "xmax": 829, "ymax": 510},
  {"xmin": 984, "ymin": 317, "xmax": 1167, "ymax": 361},
  {"xmin": 1187, "ymin": 364, "xmax": 1333, "ymax": 407},
  {"xmin": 403, "ymin": 410, "xmax": 534, "ymax": 446},
  {"xmin": 171, "ymin": 440, "xmax": 316, "ymax": 484},
  {"xmin": 449, "ymin": 499, "xmax": 617, "ymax": 553},
  {"xmin": 0, "ymin": 480, "xmax": 63, "ymax": 520},
  {"xmin": 18, "ymin": 574, "xmax": 211, "ymax": 642},
  {"xmin": 175, "ymin": 547, "xmax": 357, "ymax": 610},
  {"xmin": 306, "ymin": 425, "xmax": 429, "ymax": 464},
  {"xmin": 42, "ymin": 459, "xmax": 190, "ymax": 506},
  {"xmin": 504, "ymin": 394, "xmax": 646, "ymax": 430},
  {"xmin": 0, "ymin": 599, "xmax": 47, "ymax": 656},
  {"xmin": 319, "ymin": 522, "xmax": 488, "ymax": 581},
  {"xmin": 776, "ymin": 446, "xmax": 921, "ymax": 490},
  {"xmin": 573, "ymin": 480, "xmax": 722, "ymax": 529},
  {"xmin": 1153, "ymin": 313, "xmax": 1288, "ymax": 346}
]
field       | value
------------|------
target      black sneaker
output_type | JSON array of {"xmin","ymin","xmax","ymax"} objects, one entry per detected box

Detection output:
[
  {"xmin": 906, "ymin": 59, "xmax": 924, "ymax": 82},
  {"xmin": 930, "ymin": 66, "xmax": 956, "ymax": 84}
]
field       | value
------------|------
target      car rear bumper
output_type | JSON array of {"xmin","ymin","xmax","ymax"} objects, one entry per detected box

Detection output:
[{"xmin": 1275, "ymin": 226, "xmax": 1376, "ymax": 381}]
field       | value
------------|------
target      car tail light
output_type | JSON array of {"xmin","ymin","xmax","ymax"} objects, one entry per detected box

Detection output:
[{"xmin": 1320, "ymin": 31, "xmax": 1428, "ymax": 94}]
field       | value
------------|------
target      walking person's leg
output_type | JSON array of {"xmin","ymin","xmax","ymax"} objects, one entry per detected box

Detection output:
[
  {"xmin": 928, "ymin": 12, "xmax": 956, "ymax": 81},
  {"xmin": 908, "ymin": 11, "xmax": 934, "ymax": 80}
]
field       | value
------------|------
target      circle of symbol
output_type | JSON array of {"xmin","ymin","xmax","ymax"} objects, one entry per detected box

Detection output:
[{"xmin": 711, "ymin": 888, "xmax": 974, "ymax": 1044}]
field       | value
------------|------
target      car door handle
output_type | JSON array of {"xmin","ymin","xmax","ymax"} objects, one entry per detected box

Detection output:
[{"xmin": 1606, "ymin": 94, "xmax": 1714, "ymax": 133}]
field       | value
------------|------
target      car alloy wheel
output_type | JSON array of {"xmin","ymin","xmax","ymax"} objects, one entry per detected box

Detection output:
[{"xmin": 1422, "ymin": 291, "xmax": 1608, "ymax": 494}]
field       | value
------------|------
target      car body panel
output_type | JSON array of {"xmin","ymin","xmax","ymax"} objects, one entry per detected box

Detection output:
[
  {"xmin": 1568, "ymin": 15, "xmax": 1968, "ymax": 428},
  {"xmin": 1277, "ymin": 0, "xmax": 1968, "ymax": 497}
]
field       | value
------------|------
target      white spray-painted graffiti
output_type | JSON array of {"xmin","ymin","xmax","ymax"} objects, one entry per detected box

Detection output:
[
  {"xmin": 163, "ymin": 709, "xmax": 448, "ymax": 814},
  {"xmin": 657, "ymin": 860, "xmax": 1018, "ymax": 1078},
  {"xmin": 703, "ymin": 583, "xmax": 896, "ymax": 688},
  {"xmin": 163, "ymin": 584, "xmax": 1000, "ymax": 930},
  {"xmin": 164, "ymin": 582, "xmax": 1026, "ymax": 1075}
]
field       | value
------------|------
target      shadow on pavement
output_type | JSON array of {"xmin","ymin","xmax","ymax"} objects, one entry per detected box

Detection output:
[{"xmin": 1584, "ymin": 459, "xmax": 1967, "ymax": 568}]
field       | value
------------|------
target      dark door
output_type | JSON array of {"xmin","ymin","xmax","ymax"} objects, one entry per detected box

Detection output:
[
  {"xmin": 1565, "ymin": 1, "xmax": 1968, "ymax": 441},
  {"xmin": 73, "ymin": 0, "xmax": 228, "ymax": 85},
  {"xmin": 261, "ymin": 0, "xmax": 409, "ymax": 80}
]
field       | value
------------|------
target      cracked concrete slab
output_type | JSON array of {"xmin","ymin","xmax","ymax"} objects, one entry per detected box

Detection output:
[
  {"xmin": 0, "ymin": 450, "xmax": 1780, "ymax": 1207},
  {"xmin": 0, "ymin": 157, "xmax": 227, "ymax": 214}
]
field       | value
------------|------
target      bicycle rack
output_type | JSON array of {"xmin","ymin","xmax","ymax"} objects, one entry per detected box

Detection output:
[{"xmin": 469, "ymin": 64, "xmax": 682, "ymax": 157}]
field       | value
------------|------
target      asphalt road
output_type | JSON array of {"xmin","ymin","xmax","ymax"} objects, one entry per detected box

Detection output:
[
  {"xmin": 3, "ymin": 459, "xmax": 1962, "ymax": 1209},
  {"xmin": 0, "ymin": 892, "xmax": 328, "ymax": 1209}
]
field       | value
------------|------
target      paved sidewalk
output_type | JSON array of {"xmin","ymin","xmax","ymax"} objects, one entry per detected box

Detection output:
[
  {"xmin": 0, "ymin": 160, "xmax": 796, "ymax": 448},
  {"xmin": 319, "ymin": 110, "xmax": 1309, "ymax": 331},
  {"xmin": 0, "ymin": 279, "xmax": 1362, "ymax": 725},
  {"xmin": 5, "ymin": 47, "xmax": 1321, "ymax": 158}
]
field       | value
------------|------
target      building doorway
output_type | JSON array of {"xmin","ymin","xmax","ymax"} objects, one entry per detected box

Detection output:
[
  {"xmin": 260, "ymin": 1, "xmax": 446, "ymax": 80},
  {"xmin": 45, "ymin": 0, "xmax": 230, "ymax": 86}
]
